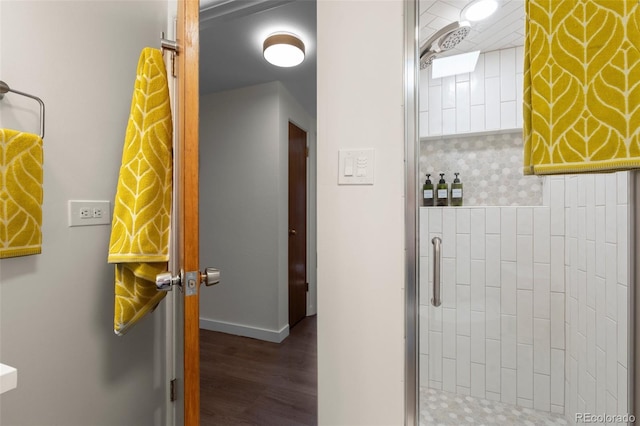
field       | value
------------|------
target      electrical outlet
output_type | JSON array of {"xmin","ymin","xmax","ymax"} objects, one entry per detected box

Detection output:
[
  {"xmin": 80, "ymin": 208, "xmax": 93, "ymax": 218},
  {"xmin": 68, "ymin": 200, "xmax": 111, "ymax": 227}
]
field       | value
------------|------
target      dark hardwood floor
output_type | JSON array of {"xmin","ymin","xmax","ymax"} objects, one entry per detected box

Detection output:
[{"xmin": 200, "ymin": 315, "xmax": 318, "ymax": 426}]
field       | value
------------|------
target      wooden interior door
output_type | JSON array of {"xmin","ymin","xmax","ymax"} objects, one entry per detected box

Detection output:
[
  {"xmin": 288, "ymin": 122, "xmax": 308, "ymax": 328},
  {"xmin": 177, "ymin": 1, "xmax": 200, "ymax": 425}
]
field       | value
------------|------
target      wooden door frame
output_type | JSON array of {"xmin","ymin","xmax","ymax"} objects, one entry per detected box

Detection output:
[{"xmin": 177, "ymin": 1, "xmax": 200, "ymax": 425}]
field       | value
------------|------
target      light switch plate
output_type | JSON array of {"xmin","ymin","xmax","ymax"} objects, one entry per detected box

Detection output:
[
  {"xmin": 68, "ymin": 200, "xmax": 111, "ymax": 227},
  {"xmin": 338, "ymin": 149, "xmax": 375, "ymax": 185}
]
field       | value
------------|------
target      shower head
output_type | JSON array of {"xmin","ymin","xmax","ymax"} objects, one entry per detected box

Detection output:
[
  {"xmin": 439, "ymin": 24, "xmax": 472, "ymax": 50},
  {"xmin": 420, "ymin": 51, "xmax": 438, "ymax": 70},
  {"xmin": 419, "ymin": 21, "xmax": 471, "ymax": 68}
]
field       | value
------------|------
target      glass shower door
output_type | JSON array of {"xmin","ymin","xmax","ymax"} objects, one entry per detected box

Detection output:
[{"xmin": 415, "ymin": 1, "xmax": 635, "ymax": 424}]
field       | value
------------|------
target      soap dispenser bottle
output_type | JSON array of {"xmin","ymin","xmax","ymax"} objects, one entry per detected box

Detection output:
[
  {"xmin": 450, "ymin": 172, "xmax": 463, "ymax": 206},
  {"xmin": 436, "ymin": 173, "xmax": 449, "ymax": 207},
  {"xmin": 422, "ymin": 173, "xmax": 434, "ymax": 207}
]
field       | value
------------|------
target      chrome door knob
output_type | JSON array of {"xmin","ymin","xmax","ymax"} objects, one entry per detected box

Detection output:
[
  {"xmin": 289, "ymin": 229, "xmax": 297, "ymax": 236},
  {"xmin": 201, "ymin": 267, "xmax": 221, "ymax": 286},
  {"xmin": 156, "ymin": 271, "xmax": 183, "ymax": 291}
]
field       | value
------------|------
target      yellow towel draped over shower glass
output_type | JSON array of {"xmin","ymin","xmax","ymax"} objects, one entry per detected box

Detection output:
[{"xmin": 523, "ymin": 0, "xmax": 640, "ymax": 175}]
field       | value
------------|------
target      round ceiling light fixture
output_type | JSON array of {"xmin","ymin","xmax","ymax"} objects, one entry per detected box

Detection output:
[
  {"xmin": 263, "ymin": 33, "xmax": 305, "ymax": 67},
  {"xmin": 461, "ymin": 0, "xmax": 499, "ymax": 22}
]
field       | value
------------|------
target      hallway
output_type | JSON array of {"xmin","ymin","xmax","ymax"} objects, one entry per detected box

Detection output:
[{"xmin": 200, "ymin": 316, "xmax": 317, "ymax": 425}]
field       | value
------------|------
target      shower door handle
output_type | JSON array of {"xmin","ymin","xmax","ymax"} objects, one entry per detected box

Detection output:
[{"xmin": 431, "ymin": 237, "xmax": 442, "ymax": 307}]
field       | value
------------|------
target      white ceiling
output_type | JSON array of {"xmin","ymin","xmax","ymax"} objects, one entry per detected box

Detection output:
[
  {"xmin": 199, "ymin": 1, "xmax": 525, "ymax": 119},
  {"xmin": 199, "ymin": 0, "xmax": 316, "ymax": 117},
  {"xmin": 420, "ymin": 0, "xmax": 525, "ymax": 55}
]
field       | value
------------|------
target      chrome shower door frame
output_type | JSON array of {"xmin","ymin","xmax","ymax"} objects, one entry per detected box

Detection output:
[{"xmin": 404, "ymin": 0, "xmax": 419, "ymax": 424}]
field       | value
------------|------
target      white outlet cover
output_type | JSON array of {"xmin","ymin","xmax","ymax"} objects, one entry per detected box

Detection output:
[{"xmin": 68, "ymin": 200, "xmax": 111, "ymax": 227}]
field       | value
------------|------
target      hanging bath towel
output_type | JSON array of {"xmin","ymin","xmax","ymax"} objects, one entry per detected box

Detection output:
[
  {"xmin": 108, "ymin": 47, "xmax": 172, "ymax": 336},
  {"xmin": 523, "ymin": 0, "xmax": 640, "ymax": 175},
  {"xmin": 0, "ymin": 129, "xmax": 43, "ymax": 259}
]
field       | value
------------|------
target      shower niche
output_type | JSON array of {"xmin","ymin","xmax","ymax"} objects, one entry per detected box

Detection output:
[{"xmin": 420, "ymin": 131, "xmax": 542, "ymax": 207}]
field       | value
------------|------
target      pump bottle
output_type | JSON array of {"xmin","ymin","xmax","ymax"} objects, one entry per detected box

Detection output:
[
  {"xmin": 436, "ymin": 173, "xmax": 448, "ymax": 207},
  {"xmin": 451, "ymin": 172, "xmax": 463, "ymax": 206},
  {"xmin": 422, "ymin": 173, "xmax": 434, "ymax": 207}
]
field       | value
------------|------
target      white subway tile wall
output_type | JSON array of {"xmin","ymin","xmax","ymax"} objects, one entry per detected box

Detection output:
[
  {"xmin": 420, "ymin": 206, "xmax": 564, "ymax": 412},
  {"xmin": 419, "ymin": 47, "xmax": 522, "ymax": 138},
  {"xmin": 562, "ymin": 172, "xmax": 630, "ymax": 426},
  {"xmin": 419, "ymin": 172, "xmax": 630, "ymax": 421}
]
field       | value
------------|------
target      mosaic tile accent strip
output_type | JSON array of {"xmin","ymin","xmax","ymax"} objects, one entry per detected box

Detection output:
[
  {"xmin": 420, "ymin": 131, "xmax": 543, "ymax": 206},
  {"xmin": 420, "ymin": 387, "xmax": 568, "ymax": 426}
]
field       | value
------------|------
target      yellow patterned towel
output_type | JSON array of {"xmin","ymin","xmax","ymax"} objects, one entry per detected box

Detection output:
[
  {"xmin": 108, "ymin": 48, "xmax": 172, "ymax": 336},
  {"xmin": 0, "ymin": 129, "xmax": 43, "ymax": 259},
  {"xmin": 523, "ymin": 0, "xmax": 640, "ymax": 175}
]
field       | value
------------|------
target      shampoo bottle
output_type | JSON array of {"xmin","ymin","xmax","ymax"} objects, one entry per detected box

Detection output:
[
  {"xmin": 422, "ymin": 173, "xmax": 434, "ymax": 207},
  {"xmin": 436, "ymin": 173, "xmax": 449, "ymax": 207},
  {"xmin": 451, "ymin": 172, "xmax": 463, "ymax": 206}
]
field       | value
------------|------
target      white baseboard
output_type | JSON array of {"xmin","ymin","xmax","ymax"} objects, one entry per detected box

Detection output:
[{"xmin": 199, "ymin": 318, "xmax": 290, "ymax": 343}]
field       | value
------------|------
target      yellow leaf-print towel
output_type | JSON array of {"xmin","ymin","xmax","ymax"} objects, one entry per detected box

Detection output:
[
  {"xmin": 108, "ymin": 48, "xmax": 172, "ymax": 336},
  {"xmin": 0, "ymin": 129, "xmax": 43, "ymax": 259},
  {"xmin": 524, "ymin": 0, "xmax": 640, "ymax": 175}
]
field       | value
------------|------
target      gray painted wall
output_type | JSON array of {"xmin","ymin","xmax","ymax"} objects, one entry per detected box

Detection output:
[
  {"xmin": 0, "ymin": 2, "xmax": 170, "ymax": 425},
  {"xmin": 199, "ymin": 81, "xmax": 316, "ymax": 341}
]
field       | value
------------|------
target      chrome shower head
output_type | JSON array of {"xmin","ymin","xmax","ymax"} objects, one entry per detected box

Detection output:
[
  {"xmin": 419, "ymin": 21, "xmax": 471, "ymax": 68},
  {"xmin": 420, "ymin": 51, "xmax": 438, "ymax": 70},
  {"xmin": 439, "ymin": 24, "xmax": 471, "ymax": 51}
]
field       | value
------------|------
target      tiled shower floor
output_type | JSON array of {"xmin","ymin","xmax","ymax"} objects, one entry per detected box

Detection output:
[{"xmin": 420, "ymin": 387, "xmax": 569, "ymax": 426}]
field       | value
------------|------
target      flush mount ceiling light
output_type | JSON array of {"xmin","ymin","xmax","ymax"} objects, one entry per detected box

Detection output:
[
  {"xmin": 263, "ymin": 33, "xmax": 305, "ymax": 67},
  {"xmin": 461, "ymin": 0, "xmax": 499, "ymax": 22}
]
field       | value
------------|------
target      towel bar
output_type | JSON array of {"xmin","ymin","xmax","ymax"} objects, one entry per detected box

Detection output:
[{"xmin": 0, "ymin": 80, "xmax": 45, "ymax": 139}]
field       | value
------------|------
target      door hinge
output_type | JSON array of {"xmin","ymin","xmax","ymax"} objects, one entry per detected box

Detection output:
[
  {"xmin": 160, "ymin": 33, "xmax": 179, "ymax": 78},
  {"xmin": 170, "ymin": 52, "xmax": 176, "ymax": 78},
  {"xmin": 306, "ymin": 282, "xmax": 309, "ymax": 292},
  {"xmin": 170, "ymin": 378, "xmax": 177, "ymax": 402},
  {"xmin": 305, "ymin": 146, "xmax": 309, "ymax": 157}
]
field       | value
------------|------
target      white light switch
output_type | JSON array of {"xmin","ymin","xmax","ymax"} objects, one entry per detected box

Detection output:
[
  {"xmin": 338, "ymin": 149, "xmax": 375, "ymax": 185},
  {"xmin": 344, "ymin": 157, "xmax": 354, "ymax": 176}
]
